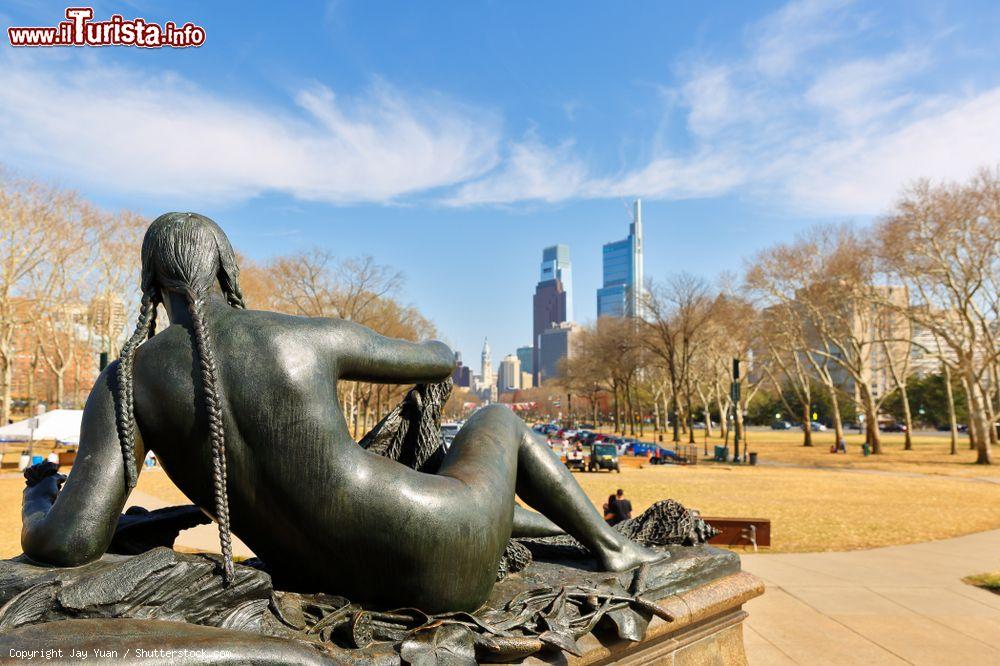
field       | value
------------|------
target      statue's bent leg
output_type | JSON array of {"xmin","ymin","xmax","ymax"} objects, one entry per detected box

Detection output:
[
  {"xmin": 439, "ymin": 405, "xmax": 660, "ymax": 572},
  {"xmin": 513, "ymin": 505, "xmax": 563, "ymax": 537}
]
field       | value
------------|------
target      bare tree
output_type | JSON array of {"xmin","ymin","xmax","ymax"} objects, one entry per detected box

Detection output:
[
  {"xmin": 643, "ymin": 273, "xmax": 715, "ymax": 444},
  {"xmin": 0, "ymin": 173, "xmax": 73, "ymax": 422},
  {"xmin": 875, "ymin": 169, "xmax": 1000, "ymax": 464},
  {"xmin": 244, "ymin": 249, "xmax": 429, "ymax": 437},
  {"xmin": 747, "ymin": 225, "xmax": 901, "ymax": 453}
]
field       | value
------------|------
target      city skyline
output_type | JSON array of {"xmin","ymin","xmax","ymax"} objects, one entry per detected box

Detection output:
[{"xmin": 1, "ymin": 1, "xmax": 999, "ymax": 368}]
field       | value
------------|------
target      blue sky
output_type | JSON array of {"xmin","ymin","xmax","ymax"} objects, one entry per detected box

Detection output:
[{"xmin": 2, "ymin": 1, "xmax": 1000, "ymax": 369}]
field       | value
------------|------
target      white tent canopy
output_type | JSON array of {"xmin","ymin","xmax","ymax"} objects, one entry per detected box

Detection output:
[{"xmin": 0, "ymin": 409, "xmax": 83, "ymax": 445}]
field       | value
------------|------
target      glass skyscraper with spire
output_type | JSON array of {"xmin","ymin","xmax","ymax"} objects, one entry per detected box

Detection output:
[{"xmin": 597, "ymin": 199, "xmax": 644, "ymax": 318}]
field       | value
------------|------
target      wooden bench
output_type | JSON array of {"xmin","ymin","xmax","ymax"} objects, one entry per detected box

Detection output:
[{"xmin": 703, "ymin": 517, "xmax": 771, "ymax": 551}]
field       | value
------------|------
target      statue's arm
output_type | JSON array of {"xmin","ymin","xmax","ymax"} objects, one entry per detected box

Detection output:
[
  {"xmin": 331, "ymin": 320, "xmax": 454, "ymax": 384},
  {"xmin": 21, "ymin": 364, "xmax": 140, "ymax": 566}
]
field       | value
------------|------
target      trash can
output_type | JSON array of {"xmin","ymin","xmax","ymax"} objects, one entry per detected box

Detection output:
[{"xmin": 749, "ymin": 452, "xmax": 758, "ymax": 466}]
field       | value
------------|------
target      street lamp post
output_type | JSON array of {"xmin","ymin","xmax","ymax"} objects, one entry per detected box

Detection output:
[{"xmin": 731, "ymin": 358, "xmax": 741, "ymax": 464}]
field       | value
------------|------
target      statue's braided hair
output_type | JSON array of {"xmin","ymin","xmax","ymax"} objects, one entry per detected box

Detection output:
[
  {"xmin": 114, "ymin": 212, "xmax": 244, "ymax": 584},
  {"xmin": 115, "ymin": 291, "xmax": 157, "ymax": 490},
  {"xmin": 186, "ymin": 291, "xmax": 234, "ymax": 582}
]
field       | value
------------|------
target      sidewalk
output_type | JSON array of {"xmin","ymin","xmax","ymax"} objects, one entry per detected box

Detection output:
[{"xmin": 741, "ymin": 529, "xmax": 1000, "ymax": 665}]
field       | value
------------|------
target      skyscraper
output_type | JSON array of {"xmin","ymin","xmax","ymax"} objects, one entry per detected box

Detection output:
[
  {"xmin": 539, "ymin": 244, "xmax": 573, "ymax": 322},
  {"xmin": 597, "ymin": 199, "xmax": 644, "ymax": 318},
  {"xmin": 451, "ymin": 351, "xmax": 472, "ymax": 387},
  {"xmin": 537, "ymin": 322, "xmax": 580, "ymax": 384},
  {"xmin": 515, "ymin": 346, "xmax": 534, "ymax": 377},
  {"xmin": 533, "ymin": 246, "xmax": 571, "ymax": 386}
]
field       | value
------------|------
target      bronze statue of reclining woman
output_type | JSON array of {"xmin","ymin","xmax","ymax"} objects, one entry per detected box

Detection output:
[{"xmin": 21, "ymin": 213, "xmax": 658, "ymax": 613}]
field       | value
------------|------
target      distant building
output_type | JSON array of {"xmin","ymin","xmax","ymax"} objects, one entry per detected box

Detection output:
[
  {"xmin": 520, "ymin": 371, "xmax": 534, "ymax": 390},
  {"xmin": 537, "ymin": 322, "xmax": 580, "ymax": 385},
  {"xmin": 533, "ymin": 246, "xmax": 572, "ymax": 385},
  {"xmin": 451, "ymin": 351, "xmax": 472, "ymax": 387},
  {"xmin": 516, "ymin": 346, "xmax": 534, "ymax": 377},
  {"xmin": 480, "ymin": 338, "xmax": 493, "ymax": 388},
  {"xmin": 497, "ymin": 354, "xmax": 521, "ymax": 394},
  {"xmin": 539, "ymin": 245, "xmax": 573, "ymax": 322},
  {"xmin": 797, "ymin": 284, "xmax": 911, "ymax": 402},
  {"xmin": 473, "ymin": 338, "xmax": 497, "ymax": 402},
  {"xmin": 9, "ymin": 297, "xmax": 98, "ymax": 410},
  {"xmin": 597, "ymin": 199, "xmax": 644, "ymax": 319}
]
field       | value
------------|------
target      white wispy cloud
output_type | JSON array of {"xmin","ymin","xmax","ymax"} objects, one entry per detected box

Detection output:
[
  {"xmin": 452, "ymin": 0, "xmax": 1000, "ymax": 215},
  {"xmin": 1, "ymin": 0, "xmax": 996, "ymax": 216},
  {"xmin": 0, "ymin": 52, "xmax": 500, "ymax": 204}
]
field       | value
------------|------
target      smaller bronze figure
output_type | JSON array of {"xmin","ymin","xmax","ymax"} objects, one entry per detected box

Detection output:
[{"xmin": 22, "ymin": 213, "xmax": 658, "ymax": 613}]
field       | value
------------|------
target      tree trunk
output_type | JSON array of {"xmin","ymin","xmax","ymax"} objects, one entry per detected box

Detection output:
[
  {"xmin": 965, "ymin": 371, "xmax": 993, "ymax": 464},
  {"xmin": 0, "ymin": 355, "xmax": 10, "ymax": 425},
  {"xmin": 829, "ymin": 387, "xmax": 844, "ymax": 449},
  {"xmin": 899, "ymin": 382, "xmax": 914, "ymax": 451},
  {"xmin": 625, "ymin": 384, "xmax": 635, "ymax": 437},
  {"xmin": 715, "ymin": 394, "xmax": 728, "ymax": 442},
  {"xmin": 944, "ymin": 364, "xmax": 958, "ymax": 455},
  {"xmin": 983, "ymin": 374, "xmax": 998, "ymax": 447},
  {"xmin": 739, "ymin": 395, "xmax": 750, "ymax": 446},
  {"xmin": 686, "ymin": 392, "xmax": 696, "ymax": 445},
  {"xmin": 672, "ymin": 394, "xmax": 681, "ymax": 444},
  {"xmin": 54, "ymin": 372, "xmax": 64, "ymax": 408},
  {"xmin": 612, "ymin": 383, "xmax": 620, "ymax": 433},
  {"xmin": 860, "ymin": 384, "xmax": 881, "ymax": 454},
  {"xmin": 802, "ymin": 402, "xmax": 813, "ymax": 447},
  {"xmin": 652, "ymin": 396, "xmax": 660, "ymax": 439}
]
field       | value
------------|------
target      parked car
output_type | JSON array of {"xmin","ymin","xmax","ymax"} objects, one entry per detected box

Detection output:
[
  {"xmin": 649, "ymin": 447, "xmax": 682, "ymax": 465},
  {"xmin": 802, "ymin": 421, "xmax": 828, "ymax": 432},
  {"xmin": 771, "ymin": 420, "xmax": 793, "ymax": 430},
  {"xmin": 881, "ymin": 422, "xmax": 907, "ymax": 432}
]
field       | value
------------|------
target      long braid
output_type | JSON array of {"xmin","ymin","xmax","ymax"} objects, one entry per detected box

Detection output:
[
  {"xmin": 187, "ymin": 291, "xmax": 235, "ymax": 584},
  {"xmin": 223, "ymin": 282, "xmax": 246, "ymax": 310},
  {"xmin": 147, "ymin": 299, "xmax": 158, "ymax": 340},
  {"xmin": 114, "ymin": 292, "xmax": 156, "ymax": 489}
]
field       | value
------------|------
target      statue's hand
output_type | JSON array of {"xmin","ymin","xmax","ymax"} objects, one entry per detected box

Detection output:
[{"xmin": 23, "ymin": 462, "xmax": 65, "ymax": 504}]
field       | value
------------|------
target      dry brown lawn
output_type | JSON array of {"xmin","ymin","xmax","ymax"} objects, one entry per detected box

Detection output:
[
  {"xmin": 2, "ymin": 433, "xmax": 998, "ymax": 558},
  {"xmin": 597, "ymin": 427, "xmax": 999, "ymax": 478}
]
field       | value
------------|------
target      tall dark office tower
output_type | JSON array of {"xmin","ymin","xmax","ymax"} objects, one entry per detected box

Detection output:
[{"xmin": 532, "ymin": 245, "xmax": 571, "ymax": 386}]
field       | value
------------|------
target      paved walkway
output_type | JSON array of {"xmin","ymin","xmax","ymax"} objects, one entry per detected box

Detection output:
[{"xmin": 741, "ymin": 529, "xmax": 1000, "ymax": 665}]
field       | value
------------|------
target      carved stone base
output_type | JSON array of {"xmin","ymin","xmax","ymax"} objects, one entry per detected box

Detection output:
[
  {"xmin": 522, "ymin": 572, "xmax": 762, "ymax": 665},
  {"xmin": 0, "ymin": 545, "xmax": 763, "ymax": 664}
]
